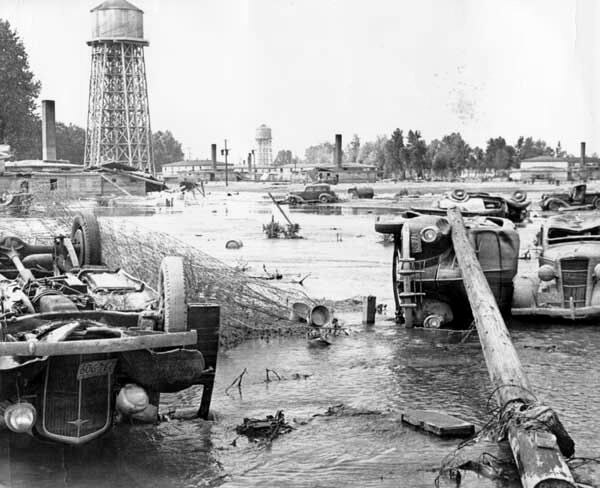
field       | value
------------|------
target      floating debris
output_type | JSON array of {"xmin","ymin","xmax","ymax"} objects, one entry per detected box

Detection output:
[{"xmin": 235, "ymin": 410, "xmax": 293, "ymax": 442}]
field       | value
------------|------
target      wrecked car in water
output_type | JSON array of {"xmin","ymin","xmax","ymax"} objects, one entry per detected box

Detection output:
[
  {"xmin": 287, "ymin": 184, "xmax": 338, "ymax": 204},
  {"xmin": 540, "ymin": 183, "xmax": 600, "ymax": 211},
  {"xmin": 512, "ymin": 214, "xmax": 600, "ymax": 320},
  {"xmin": 410, "ymin": 189, "xmax": 531, "ymax": 223},
  {"xmin": 375, "ymin": 211, "xmax": 519, "ymax": 327},
  {"xmin": 0, "ymin": 212, "xmax": 220, "ymax": 445}
]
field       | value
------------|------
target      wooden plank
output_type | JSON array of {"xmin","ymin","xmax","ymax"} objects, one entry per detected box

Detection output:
[
  {"xmin": 401, "ymin": 409, "xmax": 474, "ymax": 438},
  {"xmin": 447, "ymin": 207, "xmax": 575, "ymax": 488},
  {"xmin": 0, "ymin": 330, "xmax": 197, "ymax": 356}
]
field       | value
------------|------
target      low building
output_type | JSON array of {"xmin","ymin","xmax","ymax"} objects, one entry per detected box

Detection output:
[
  {"xmin": 311, "ymin": 163, "xmax": 377, "ymax": 184},
  {"xmin": 162, "ymin": 159, "xmax": 230, "ymax": 183},
  {"xmin": 514, "ymin": 157, "xmax": 569, "ymax": 182}
]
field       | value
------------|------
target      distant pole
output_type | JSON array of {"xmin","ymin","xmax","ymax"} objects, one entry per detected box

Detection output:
[{"xmin": 221, "ymin": 139, "xmax": 230, "ymax": 186}]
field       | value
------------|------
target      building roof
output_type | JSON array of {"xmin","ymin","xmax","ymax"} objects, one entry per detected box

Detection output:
[
  {"xmin": 91, "ymin": 0, "xmax": 143, "ymax": 13},
  {"xmin": 315, "ymin": 163, "xmax": 377, "ymax": 170},
  {"xmin": 163, "ymin": 160, "xmax": 226, "ymax": 168}
]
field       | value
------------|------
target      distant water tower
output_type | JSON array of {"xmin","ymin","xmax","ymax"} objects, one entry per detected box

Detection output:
[
  {"xmin": 84, "ymin": 0, "xmax": 154, "ymax": 173},
  {"xmin": 255, "ymin": 124, "xmax": 273, "ymax": 167}
]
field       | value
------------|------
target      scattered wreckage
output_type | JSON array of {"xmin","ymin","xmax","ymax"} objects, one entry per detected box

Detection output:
[
  {"xmin": 376, "ymin": 209, "xmax": 600, "ymax": 326},
  {"xmin": 410, "ymin": 188, "xmax": 531, "ymax": 223},
  {"xmin": 0, "ymin": 212, "xmax": 220, "ymax": 445},
  {"xmin": 540, "ymin": 183, "xmax": 600, "ymax": 211}
]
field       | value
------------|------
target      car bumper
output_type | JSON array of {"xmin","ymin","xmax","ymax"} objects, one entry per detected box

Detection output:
[
  {"xmin": 0, "ymin": 330, "xmax": 197, "ymax": 356},
  {"xmin": 511, "ymin": 305, "xmax": 600, "ymax": 320}
]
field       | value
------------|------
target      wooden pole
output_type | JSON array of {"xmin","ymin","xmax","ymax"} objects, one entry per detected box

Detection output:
[
  {"xmin": 446, "ymin": 207, "xmax": 575, "ymax": 488},
  {"xmin": 268, "ymin": 192, "xmax": 294, "ymax": 226}
]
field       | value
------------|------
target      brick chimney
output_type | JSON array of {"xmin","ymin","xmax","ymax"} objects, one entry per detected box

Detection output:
[
  {"xmin": 335, "ymin": 134, "xmax": 342, "ymax": 168},
  {"xmin": 211, "ymin": 144, "xmax": 217, "ymax": 171},
  {"xmin": 42, "ymin": 100, "xmax": 57, "ymax": 161}
]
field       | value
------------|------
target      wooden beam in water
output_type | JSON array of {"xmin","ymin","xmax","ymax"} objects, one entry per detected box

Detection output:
[{"xmin": 446, "ymin": 207, "xmax": 575, "ymax": 488}]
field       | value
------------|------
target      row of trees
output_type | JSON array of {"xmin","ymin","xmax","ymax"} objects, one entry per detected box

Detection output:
[
  {"xmin": 272, "ymin": 132, "xmax": 577, "ymax": 178},
  {"xmin": 0, "ymin": 19, "xmax": 183, "ymax": 171}
]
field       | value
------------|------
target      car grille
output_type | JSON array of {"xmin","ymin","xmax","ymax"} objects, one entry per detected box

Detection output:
[
  {"xmin": 560, "ymin": 258, "xmax": 589, "ymax": 308},
  {"xmin": 40, "ymin": 354, "xmax": 113, "ymax": 444}
]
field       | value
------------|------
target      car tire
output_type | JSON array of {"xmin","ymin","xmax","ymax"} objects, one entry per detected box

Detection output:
[
  {"xmin": 158, "ymin": 256, "xmax": 188, "ymax": 332},
  {"xmin": 319, "ymin": 194, "xmax": 330, "ymax": 203},
  {"xmin": 71, "ymin": 211, "xmax": 102, "ymax": 265},
  {"xmin": 288, "ymin": 196, "xmax": 299, "ymax": 205},
  {"xmin": 449, "ymin": 189, "xmax": 469, "ymax": 202},
  {"xmin": 512, "ymin": 190, "xmax": 527, "ymax": 203},
  {"xmin": 593, "ymin": 197, "xmax": 600, "ymax": 210}
]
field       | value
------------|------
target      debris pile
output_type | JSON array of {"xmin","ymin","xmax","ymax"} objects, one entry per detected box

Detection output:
[
  {"xmin": 1, "ymin": 186, "xmax": 315, "ymax": 348},
  {"xmin": 235, "ymin": 410, "xmax": 293, "ymax": 442}
]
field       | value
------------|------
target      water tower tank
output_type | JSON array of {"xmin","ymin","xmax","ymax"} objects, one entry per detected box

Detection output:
[
  {"xmin": 91, "ymin": 0, "xmax": 144, "ymax": 41},
  {"xmin": 256, "ymin": 124, "xmax": 272, "ymax": 140}
]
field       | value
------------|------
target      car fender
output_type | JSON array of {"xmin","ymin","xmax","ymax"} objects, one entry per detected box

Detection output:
[{"xmin": 542, "ymin": 197, "xmax": 569, "ymax": 210}]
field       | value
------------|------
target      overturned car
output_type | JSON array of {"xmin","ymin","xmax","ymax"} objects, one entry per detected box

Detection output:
[
  {"xmin": 0, "ymin": 212, "xmax": 220, "ymax": 445},
  {"xmin": 375, "ymin": 211, "xmax": 519, "ymax": 327},
  {"xmin": 410, "ymin": 189, "xmax": 531, "ymax": 224},
  {"xmin": 512, "ymin": 214, "xmax": 600, "ymax": 320}
]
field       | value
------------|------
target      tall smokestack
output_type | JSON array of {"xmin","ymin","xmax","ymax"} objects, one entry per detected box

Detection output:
[
  {"xmin": 211, "ymin": 144, "xmax": 217, "ymax": 171},
  {"xmin": 581, "ymin": 141, "xmax": 586, "ymax": 165},
  {"xmin": 42, "ymin": 100, "xmax": 57, "ymax": 161},
  {"xmin": 335, "ymin": 134, "xmax": 342, "ymax": 168},
  {"xmin": 247, "ymin": 152, "xmax": 252, "ymax": 172}
]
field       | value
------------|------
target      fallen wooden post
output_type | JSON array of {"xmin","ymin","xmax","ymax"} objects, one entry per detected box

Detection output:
[
  {"xmin": 268, "ymin": 192, "xmax": 295, "ymax": 226},
  {"xmin": 446, "ymin": 207, "xmax": 576, "ymax": 488}
]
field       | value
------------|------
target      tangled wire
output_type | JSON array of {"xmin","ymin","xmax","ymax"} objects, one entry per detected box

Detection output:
[{"xmin": 0, "ymin": 184, "xmax": 315, "ymax": 347}]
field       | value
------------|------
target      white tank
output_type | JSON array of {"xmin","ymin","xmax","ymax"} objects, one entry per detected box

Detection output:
[
  {"xmin": 255, "ymin": 124, "xmax": 272, "ymax": 141},
  {"xmin": 91, "ymin": 0, "xmax": 144, "ymax": 40}
]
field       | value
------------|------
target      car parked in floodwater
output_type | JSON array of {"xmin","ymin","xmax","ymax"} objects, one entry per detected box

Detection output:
[
  {"xmin": 512, "ymin": 214, "xmax": 600, "ymax": 320},
  {"xmin": 375, "ymin": 211, "xmax": 519, "ymax": 327},
  {"xmin": 287, "ymin": 184, "xmax": 338, "ymax": 204},
  {"xmin": 540, "ymin": 183, "xmax": 600, "ymax": 211},
  {"xmin": 0, "ymin": 212, "xmax": 220, "ymax": 445}
]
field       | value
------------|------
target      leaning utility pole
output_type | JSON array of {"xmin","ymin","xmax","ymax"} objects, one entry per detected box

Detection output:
[
  {"xmin": 446, "ymin": 207, "xmax": 575, "ymax": 488},
  {"xmin": 221, "ymin": 139, "xmax": 230, "ymax": 187}
]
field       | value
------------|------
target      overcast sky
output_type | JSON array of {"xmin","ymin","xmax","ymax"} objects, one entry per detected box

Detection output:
[{"xmin": 1, "ymin": 0, "xmax": 599, "ymax": 162}]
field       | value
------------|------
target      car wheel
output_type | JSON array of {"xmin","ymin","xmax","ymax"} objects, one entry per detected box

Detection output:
[
  {"xmin": 593, "ymin": 197, "xmax": 600, "ymax": 210},
  {"xmin": 288, "ymin": 196, "xmax": 299, "ymax": 205},
  {"xmin": 71, "ymin": 211, "xmax": 102, "ymax": 265},
  {"xmin": 548, "ymin": 201, "xmax": 564, "ymax": 212},
  {"xmin": 158, "ymin": 256, "xmax": 187, "ymax": 332},
  {"xmin": 319, "ymin": 194, "xmax": 330, "ymax": 203},
  {"xmin": 512, "ymin": 190, "xmax": 527, "ymax": 203},
  {"xmin": 449, "ymin": 189, "xmax": 469, "ymax": 202}
]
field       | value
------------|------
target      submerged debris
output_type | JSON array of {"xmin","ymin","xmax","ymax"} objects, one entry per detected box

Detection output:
[{"xmin": 235, "ymin": 410, "xmax": 293, "ymax": 442}]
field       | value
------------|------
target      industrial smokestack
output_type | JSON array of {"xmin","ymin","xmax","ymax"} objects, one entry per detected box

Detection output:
[
  {"xmin": 42, "ymin": 100, "xmax": 57, "ymax": 162},
  {"xmin": 247, "ymin": 152, "xmax": 252, "ymax": 172},
  {"xmin": 335, "ymin": 134, "xmax": 342, "ymax": 168},
  {"xmin": 581, "ymin": 141, "xmax": 586, "ymax": 166},
  {"xmin": 211, "ymin": 144, "xmax": 217, "ymax": 171}
]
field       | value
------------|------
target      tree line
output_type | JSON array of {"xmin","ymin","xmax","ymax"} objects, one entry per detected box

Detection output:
[
  {"xmin": 0, "ymin": 19, "xmax": 183, "ymax": 170},
  {"xmin": 275, "ymin": 131, "xmax": 574, "ymax": 178}
]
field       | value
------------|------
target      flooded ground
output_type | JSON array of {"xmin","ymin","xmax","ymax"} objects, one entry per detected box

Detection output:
[{"xmin": 3, "ymin": 187, "xmax": 600, "ymax": 487}]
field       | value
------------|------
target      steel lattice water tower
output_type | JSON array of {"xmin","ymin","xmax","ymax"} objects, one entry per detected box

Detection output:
[
  {"xmin": 84, "ymin": 0, "xmax": 154, "ymax": 173},
  {"xmin": 255, "ymin": 124, "xmax": 273, "ymax": 167}
]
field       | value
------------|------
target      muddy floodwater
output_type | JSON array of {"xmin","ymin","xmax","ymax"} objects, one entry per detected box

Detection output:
[{"xmin": 4, "ymin": 189, "xmax": 600, "ymax": 487}]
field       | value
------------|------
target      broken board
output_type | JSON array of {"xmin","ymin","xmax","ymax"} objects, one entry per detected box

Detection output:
[{"xmin": 401, "ymin": 409, "xmax": 475, "ymax": 438}]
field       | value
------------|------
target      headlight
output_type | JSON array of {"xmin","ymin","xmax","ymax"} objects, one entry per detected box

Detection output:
[
  {"xmin": 420, "ymin": 226, "xmax": 439, "ymax": 243},
  {"xmin": 4, "ymin": 402, "xmax": 36, "ymax": 433},
  {"xmin": 594, "ymin": 264, "xmax": 600, "ymax": 281},
  {"xmin": 538, "ymin": 264, "xmax": 556, "ymax": 282},
  {"xmin": 116, "ymin": 384, "xmax": 149, "ymax": 415}
]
